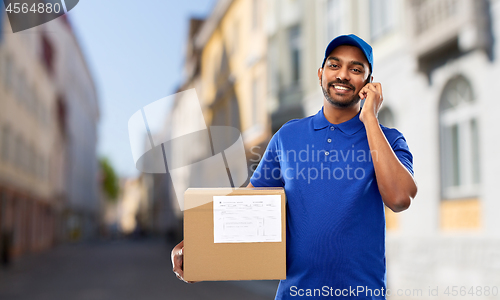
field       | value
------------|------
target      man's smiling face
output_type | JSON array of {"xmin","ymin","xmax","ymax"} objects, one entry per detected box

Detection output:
[{"xmin": 318, "ymin": 45, "xmax": 371, "ymax": 108}]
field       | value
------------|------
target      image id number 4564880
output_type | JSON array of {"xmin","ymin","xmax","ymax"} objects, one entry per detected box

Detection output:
[
  {"xmin": 443, "ymin": 286, "xmax": 498, "ymax": 297},
  {"xmin": 5, "ymin": 2, "xmax": 62, "ymax": 14}
]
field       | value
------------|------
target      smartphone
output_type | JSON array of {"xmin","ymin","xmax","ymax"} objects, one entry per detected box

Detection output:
[{"xmin": 360, "ymin": 75, "xmax": 372, "ymax": 108}]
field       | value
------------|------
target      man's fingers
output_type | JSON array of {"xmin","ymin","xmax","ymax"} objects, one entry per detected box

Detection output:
[
  {"xmin": 173, "ymin": 268, "xmax": 197, "ymax": 284},
  {"xmin": 171, "ymin": 240, "xmax": 189, "ymax": 283},
  {"xmin": 373, "ymin": 82, "xmax": 382, "ymax": 95},
  {"xmin": 173, "ymin": 256, "xmax": 188, "ymax": 282},
  {"xmin": 174, "ymin": 271, "xmax": 189, "ymax": 283},
  {"xmin": 366, "ymin": 84, "xmax": 379, "ymax": 96},
  {"xmin": 173, "ymin": 249, "xmax": 184, "ymax": 273},
  {"xmin": 365, "ymin": 83, "xmax": 383, "ymax": 99},
  {"xmin": 359, "ymin": 86, "xmax": 369, "ymax": 99},
  {"xmin": 173, "ymin": 256, "xmax": 183, "ymax": 273},
  {"xmin": 362, "ymin": 84, "xmax": 383, "ymax": 104}
]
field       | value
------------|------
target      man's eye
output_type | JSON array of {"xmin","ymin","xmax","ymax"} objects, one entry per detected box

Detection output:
[
  {"xmin": 329, "ymin": 64, "xmax": 338, "ymax": 68},
  {"xmin": 352, "ymin": 68, "xmax": 361, "ymax": 73}
]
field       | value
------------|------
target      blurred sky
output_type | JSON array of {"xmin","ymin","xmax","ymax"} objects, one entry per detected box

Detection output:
[{"xmin": 66, "ymin": 0, "xmax": 216, "ymax": 177}]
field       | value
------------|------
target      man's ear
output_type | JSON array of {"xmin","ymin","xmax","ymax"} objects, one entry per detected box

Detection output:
[{"xmin": 318, "ymin": 68, "xmax": 323, "ymax": 84}]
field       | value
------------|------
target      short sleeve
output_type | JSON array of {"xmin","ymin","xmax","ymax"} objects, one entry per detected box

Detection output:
[
  {"xmin": 250, "ymin": 132, "xmax": 285, "ymax": 187},
  {"xmin": 391, "ymin": 135, "xmax": 414, "ymax": 176}
]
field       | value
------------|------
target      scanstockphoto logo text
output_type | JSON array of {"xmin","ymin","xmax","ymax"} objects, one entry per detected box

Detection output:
[
  {"xmin": 3, "ymin": 0, "xmax": 80, "ymax": 33},
  {"xmin": 289, "ymin": 285, "xmax": 499, "ymax": 298},
  {"xmin": 290, "ymin": 285, "xmax": 389, "ymax": 297}
]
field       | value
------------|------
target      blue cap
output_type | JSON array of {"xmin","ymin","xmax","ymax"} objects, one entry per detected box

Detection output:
[{"xmin": 322, "ymin": 34, "xmax": 373, "ymax": 74}]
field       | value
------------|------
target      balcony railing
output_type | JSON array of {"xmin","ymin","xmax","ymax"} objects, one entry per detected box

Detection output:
[
  {"xmin": 412, "ymin": 0, "xmax": 461, "ymax": 36},
  {"xmin": 409, "ymin": 0, "xmax": 489, "ymax": 57}
]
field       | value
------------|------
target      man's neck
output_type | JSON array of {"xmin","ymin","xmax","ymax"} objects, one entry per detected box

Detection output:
[{"xmin": 323, "ymin": 100, "xmax": 361, "ymax": 124}]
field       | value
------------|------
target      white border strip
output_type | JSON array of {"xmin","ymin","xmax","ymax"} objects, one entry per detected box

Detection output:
[{"xmin": 61, "ymin": 0, "xmax": 68, "ymax": 13}]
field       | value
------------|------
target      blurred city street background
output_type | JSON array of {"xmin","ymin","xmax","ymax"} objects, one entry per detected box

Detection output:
[
  {"xmin": 0, "ymin": 238, "xmax": 279, "ymax": 300},
  {"xmin": 1, "ymin": 0, "xmax": 500, "ymax": 299}
]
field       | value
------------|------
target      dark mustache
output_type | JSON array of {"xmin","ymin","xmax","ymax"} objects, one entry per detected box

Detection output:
[{"xmin": 328, "ymin": 80, "xmax": 355, "ymax": 90}]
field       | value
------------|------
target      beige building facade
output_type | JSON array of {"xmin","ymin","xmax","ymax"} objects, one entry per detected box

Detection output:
[
  {"xmin": 0, "ymin": 12, "xmax": 61, "ymax": 257},
  {"xmin": 267, "ymin": 0, "xmax": 500, "ymax": 296},
  {"xmin": 47, "ymin": 15, "xmax": 100, "ymax": 242},
  {"xmin": 0, "ymin": 12, "xmax": 99, "ymax": 261},
  {"xmin": 196, "ymin": 0, "xmax": 269, "ymax": 166}
]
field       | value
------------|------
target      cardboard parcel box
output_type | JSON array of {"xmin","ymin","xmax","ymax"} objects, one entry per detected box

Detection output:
[{"xmin": 184, "ymin": 187, "xmax": 286, "ymax": 281}]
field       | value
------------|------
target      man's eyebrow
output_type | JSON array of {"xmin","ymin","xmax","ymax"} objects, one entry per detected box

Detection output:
[
  {"xmin": 327, "ymin": 57, "xmax": 366, "ymax": 69},
  {"xmin": 350, "ymin": 61, "xmax": 365, "ymax": 69}
]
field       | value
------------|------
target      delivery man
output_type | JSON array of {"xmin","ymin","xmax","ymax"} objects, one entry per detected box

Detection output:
[{"xmin": 171, "ymin": 34, "xmax": 417, "ymax": 300}]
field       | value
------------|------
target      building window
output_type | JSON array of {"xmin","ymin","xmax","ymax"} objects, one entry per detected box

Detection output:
[
  {"xmin": 28, "ymin": 145, "xmax": 35, "ymax": 177},
  {"xmin": 268, "ymin": 39, "xmax": 279, "ymax": 95},
  {"xmin": 42, "ymin": 101, "xmax": 50, "ymax": 126},
  {"xmin": 0, "ymin": 53, "xmax": 5, "ymax": 88},
  {"xmin": 439, "ymin": 76, "xmax": 480, "ymax": 199},
  {"xmin": 370, "ymin": 0, "xmax": 395, "ymax": 41},
  {"xmin": 14, "ymin": 135, "xmax": 21, "ymax": 168},
  {"xmin": 252, "ymin": 78, "xmax": 259, "ymax": 125},
  {"xmin": 18, "ymin": 71, "xmax": 27, "ymax": 107},
  {"xmin": 1, "ymin": 53, "xmax": 12, "ymax": 90},
  {"xmin": 231, "ymin": 21, "xmax": 239, "ymax": 55},
  {"xmin": 252, "ymin": 0, "xmax": 260, "ymax": 30},
  {"xmin": 0, "ymin": 192, "xmax": 7, "ymax": 229},
  {"xmin": 27, "ymin": 85, "xmax": 36, "ymax": 115},
  {"xmin": 12, "ymin": 67, "xmax": 21, "ymax": 104},
  {"xmin": 327, "ymin": 0, "xmax": 346, "ymax": 41},
  {"xmin": 5, "ymin": 56, "xmax": 14, "ymax": 94},
  {"xmin": 36, "ymin": 154, "xmax": 43, "ymax": 180},
  {"xmin": 1, "ymin": 126, "xmax": 9, "ymax": 163},
  {"xmin": 378, "ymin": 106, "xmax": 395, "ymax": 127},
  {"xmin": 41, "ymin": 35, "xmax": 55, "ymax": 75},
  {"xmin": 16, "ymin": 136, "xmax": 25, "ymax": 172},
  {"xmin": 42, "ymin": 156, "xmax": 49, "ymax": 182},
  {"xmin": 289, "ymin": 25, "xmax": 301, "ymax": 84},
  {"xmin": 57, "ymin": 97, "xmax": 67, "ymax": 135}
]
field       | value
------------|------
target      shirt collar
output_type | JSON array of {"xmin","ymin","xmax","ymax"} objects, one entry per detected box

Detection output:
[{"xmin": 312, "ymin": 107, "xmax": 365, "ymax": 135}]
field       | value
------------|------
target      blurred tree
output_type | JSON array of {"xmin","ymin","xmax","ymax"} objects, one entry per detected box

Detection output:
[{"xmin": 99, "ymin": 157, "xmax": 119, "ymax": 202}]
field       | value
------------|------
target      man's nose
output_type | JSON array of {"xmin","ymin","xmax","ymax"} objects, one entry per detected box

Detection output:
[{"xmin": 336, "ymin": 67, "xmax": 350, "ymax": 81}]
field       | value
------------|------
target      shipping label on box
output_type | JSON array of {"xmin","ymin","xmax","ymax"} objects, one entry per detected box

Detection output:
[{"xmin": 213, "ymin": 195, "xmax": 282, "ymax": 243}]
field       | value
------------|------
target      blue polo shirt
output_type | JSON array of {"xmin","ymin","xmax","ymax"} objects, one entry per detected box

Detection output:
[{"xmin": 250, "ymin": 108, "xmax": 413, "ymax": 299}]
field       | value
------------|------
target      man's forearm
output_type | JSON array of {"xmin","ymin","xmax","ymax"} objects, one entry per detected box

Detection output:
[{"xmin": 363, "ymin": 116, "xmax": 417, "ymax": 212}]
